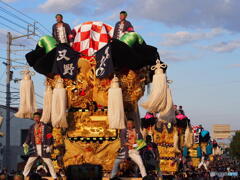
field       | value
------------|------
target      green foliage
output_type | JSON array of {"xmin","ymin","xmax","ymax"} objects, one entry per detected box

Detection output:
[{"xmin": 230, "ymin": 131, "xmax": 240, "ymax": 160}]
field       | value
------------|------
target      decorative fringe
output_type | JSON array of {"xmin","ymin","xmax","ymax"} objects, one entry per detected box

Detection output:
[
  {"xmin": 40, "ymin": 83, "xmax": 53, "ymax": 124},
  {"xmin": 158, "ymin": 87, "xmax": 176, "ymax": 123},
  {"xmin": 173, "ymin": 128, "xmax": 181, "ymax": 153},
  {"xmin": 141, "ymin": 60, "xmax": 167, "ymax": 112},
  {"xmin": 51, "ymin": 78, "xmax": 68, "ymax": 128},
  {"xmin": 184, "ymin": 124, "xmax": 193, "ymax": 148},
  {"xmin": 108, "ymin": 75, "xmax": 126, "ymax": 129},
  {"xmin": 15, "ymin": 70, "xmax": 37, "ymax": 119}
]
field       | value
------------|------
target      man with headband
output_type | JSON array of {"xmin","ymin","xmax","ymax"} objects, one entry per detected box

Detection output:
[
  {"xmin": 113, "ymin": 11, "xmax": 134, "ymax": 39},
  {"xmin": 52, "ymin": 14, "xmax": 74, "ymax": 46}
]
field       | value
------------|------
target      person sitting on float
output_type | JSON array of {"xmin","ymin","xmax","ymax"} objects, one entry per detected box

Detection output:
[{"xmin": 110, "ymin": 119, "xmax": 147, "ymax": 179}]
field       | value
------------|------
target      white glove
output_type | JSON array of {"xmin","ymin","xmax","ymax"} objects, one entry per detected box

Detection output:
[
  {"xmin": 23, "ymin": 143, "xmax": 29, "ymax": 155},
  {"xmin": 23, "ymin": 143, "xmax": 28, "ymax": 148},
  {"xmin": 46, "ymin": 146, "xmax": 52, "ymax": 153},
  {"xmin": 133, "ymin": 144, "xmax": 138, "ymax": 148}
]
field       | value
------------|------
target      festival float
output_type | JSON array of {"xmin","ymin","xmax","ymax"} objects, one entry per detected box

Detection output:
[{"xmin": 16, "ymin": 20, "xmax": 218, "ymax": 177}]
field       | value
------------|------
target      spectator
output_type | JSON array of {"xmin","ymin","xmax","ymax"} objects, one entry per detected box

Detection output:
[
  {"xmin": 13, "ymin": 174, "xmax": 24, "ymax": 180},
  {"xmin": 0, "ymin": 173, "xmax": 7, "ymax": 180}
]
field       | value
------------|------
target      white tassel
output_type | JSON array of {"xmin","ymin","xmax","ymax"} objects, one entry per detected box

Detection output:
[
  {"xmin": 40, "ymin": 84, "xmax": 53, "ymax": 124},
  {"xmin": 51, "ymin": 78, "xmax": 68, "ymax": 128},
  {"xmin": 184, "ymin": 124, "xmax": 193, "ymax": 148},
  {"xmin": 108, "ymin": 75, "xmax": 126, "ymax": 129},
  {"xmin": 141, "ymin": 60, "xmax": 167, "ymax": 112},
  {"xmin": 158, "ymin": 86, "xmax": 176, "ymax": 123},
  {"xmin": 173, "ymin": 128, "xmax": 181, "ymax": 153},
  {"xmin": 15, "ymin": 70, "xmax": 37, "ymax": 119}
]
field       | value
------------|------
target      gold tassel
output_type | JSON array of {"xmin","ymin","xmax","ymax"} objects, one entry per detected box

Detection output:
[
  {"xmin": 108, "ymin": 75, "xmax": 126, "ymax": 129},
  {"xmin": 40, "ymin": 81, "xmax": 53, "ymax": 124},
  {"xmin": 184, "ymin": 124, "xmax": 193, "ymax": 148},
  {"xmin": 15, "ymin": 70, "xmax": 37, "ymax": 119},
  {"xmin": 173, "ymin": 128, "xmax": 181, "ymax": 153},
  {"xmin": 51, "ymin": 78, "xmax": 68, "ymax": 128}
]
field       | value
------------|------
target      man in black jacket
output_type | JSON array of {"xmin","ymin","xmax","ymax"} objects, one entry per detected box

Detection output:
[
  {"xmin": 52, "ymin": 14, "xmax": 74, "ymax": 46},
  {"xmin": 113, "ymin": 11, "xmax": 134, "ymax": 39}
]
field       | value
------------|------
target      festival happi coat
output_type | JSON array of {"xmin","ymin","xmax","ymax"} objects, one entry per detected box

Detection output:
[{"xmin": 19, "ymin": 20, "xmax": 216, "ymax": 175}]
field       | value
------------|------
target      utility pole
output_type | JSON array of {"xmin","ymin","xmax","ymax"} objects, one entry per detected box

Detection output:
[
  {"xmin": 4, "ymin": 32, "xmax": 12, "ymax": 170},
  {"xmin": 3, "ymin": 22, "xmax": 37, "ymax": 170}
]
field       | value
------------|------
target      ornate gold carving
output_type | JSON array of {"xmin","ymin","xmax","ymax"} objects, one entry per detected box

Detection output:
[
  {"xmin": 63, "ymin": 139, "xmax": 120, "ymax": 171},
  {"xmin": 48, "ymin": 56, "xmax": 148, "ymax": 171}
]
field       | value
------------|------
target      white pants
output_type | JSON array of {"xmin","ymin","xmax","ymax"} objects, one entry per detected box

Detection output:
[
  {"xmin": 198, "ymin": 160, "xmax": 208, "ymax": 170},
  {"xmin": 110, "ymin": 149, "xmax": 147, "ymax": 178},
  {"xmin": 23, "ymin": 145, "xmax": 57, "ymax": 179}
]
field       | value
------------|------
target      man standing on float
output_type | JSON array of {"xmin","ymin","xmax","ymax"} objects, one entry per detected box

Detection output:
[
  {"xmin": 22, "ymin": 112, "xmax": 57, "ymax": 179},
  {"xmin": 113, "ymin": 11, "xmax": 134, "ymax": 39},
  {"xmin": 52, "ymin": 14, "xmax": 74, "ymax": 46}
]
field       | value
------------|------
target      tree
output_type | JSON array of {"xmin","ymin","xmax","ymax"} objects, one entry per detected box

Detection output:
[{"xmin": 229, "ymin": 131, "xmax": 240, "ymax": 160}]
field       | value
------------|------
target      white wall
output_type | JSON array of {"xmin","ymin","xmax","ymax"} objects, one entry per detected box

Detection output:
[{"xmin": 0, "ymin": 106, "xmax": 34, "ymax": 170}]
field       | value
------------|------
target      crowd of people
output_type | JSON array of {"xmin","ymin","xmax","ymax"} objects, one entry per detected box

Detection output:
[
  {"xmin": 208, "ymin": 156, "xmax": 240, "ymax": 173},
  {"xmin": 0, "ymin": 168, "xmax": 46, "ymax": 180},
  {"xmin": 171, "ymin": 156, "xmax": 240, "ymax": 179}
]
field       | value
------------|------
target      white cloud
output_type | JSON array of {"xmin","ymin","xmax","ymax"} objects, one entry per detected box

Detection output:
[
  {"xmin": 205, "ymin": 40, "xmax": 240, "ymax": 53},
  {"xmin": 94, "ymin": 0, "xmax": 126, "ymax": 14},
  {"xmin": 128, "ymin": 0, "xmax": 240, "ymax": 32},
  {"xmin": 39, "ymin": 0, "xmax": 126, "ymax": 16},
  {"xmin": 39, "ymin": 0, "xmax": 84, "ymax": 13},
  {"xmin": 230, "ymin": 64, "xmax": 240, "ymax": 68},
  {"xmin": 39, "ymin": 0, "xmax": 240, "ymax": 32},
  {"xmin": 2, "ymin": 0, "xmax": 17, "ymax": 2},
  {"xmin": 161, "ymin": 28, "xmax": 225, "ymax": 46},
  {"xmin": 159, "ymin": 50, "xmax": 199, "ymax": 62}
]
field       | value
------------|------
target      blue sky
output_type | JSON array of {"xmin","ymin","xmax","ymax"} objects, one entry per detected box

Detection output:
[{"xmin": 0, "ymin": 0, "xmax": 239, "ymax": 131}]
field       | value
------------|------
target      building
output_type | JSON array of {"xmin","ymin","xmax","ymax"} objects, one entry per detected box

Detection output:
[{"xmin": 0, "ymin": 105, "xmax": 33, "ymax": 171}]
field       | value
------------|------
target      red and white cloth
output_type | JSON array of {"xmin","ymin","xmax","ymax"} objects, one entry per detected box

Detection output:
[
  {"xmin": 192, "ymin": 125, "xmax": 201, "ymax": 134},
  {"xmin": 72, "ymin": 21, "xmax": 113, "ymax": 56}
]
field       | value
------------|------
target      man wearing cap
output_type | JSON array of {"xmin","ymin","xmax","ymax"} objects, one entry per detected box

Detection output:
[
  {"xmin": 113, "ymin": 11, "xmax": 134, "ymax": 39},
  {"xmin": 52, "ymin": 14, "xmax": 74, "ymax": 46}
]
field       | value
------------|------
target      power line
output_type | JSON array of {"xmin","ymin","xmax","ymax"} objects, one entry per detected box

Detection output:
[
  {"xmin": 0, "ymin": 6, "xmax": 31, "ymax": 25},
  {"xmin": 0, "ymin": 0, "xmax": 50, "ymax": 34},
  {"xmin": 0, "ymin": 70, "xmax": 5, "ymax": 82},
  {"xmin": 37, "ymin": 22, "xmax": 51, "ymax": 34},
  {"xmin": 11, "ymin": 60, "xmax": 27, "ymax": 66},
  {"xmin": 0, "ymin": 57, "xmax": 7, "ymax": 60},
  {"xmin": 0, "ymin": 21, "xmax": 24, "ymax": 35},
  {"xmin": 0, "ymin": 14, "xmax": 27, "ymax": 31}
]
